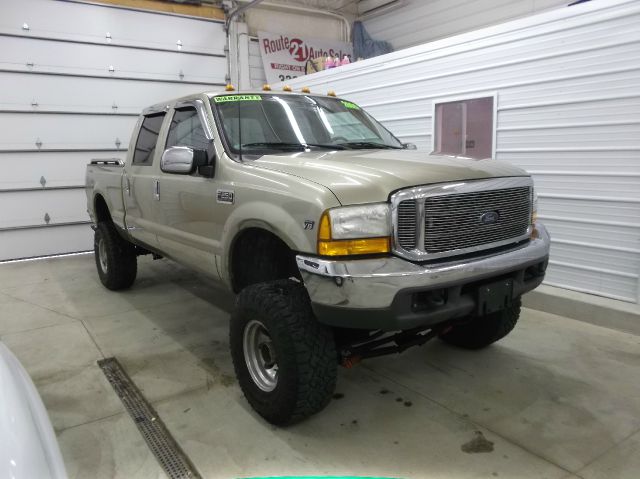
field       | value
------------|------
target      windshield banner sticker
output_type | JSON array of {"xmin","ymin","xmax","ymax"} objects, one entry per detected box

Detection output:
[
  {"xmin": 213, "ymin": 95, "xmax": 262, "ymax": 103},
  {"xmin": 341, "ymin": 100, "xmax": 360, "ymax": 110}
]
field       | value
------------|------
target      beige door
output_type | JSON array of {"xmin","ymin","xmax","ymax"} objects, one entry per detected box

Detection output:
[
  {"xmin": 124, "ymin": 112, "xmax": 166, "ymax": 250},
  {"xmin": 154, "ymin": 106, "xmax": 221, "ymax": 276}
]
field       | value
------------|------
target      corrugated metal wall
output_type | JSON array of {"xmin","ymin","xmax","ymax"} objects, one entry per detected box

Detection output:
[
  {"xmin": 364, "ymin": 0, "xmax": 569, "ymax": 50},
  {"xmin": 283, "ymin": 0, "xmax": 640, "ymax": 303},
  {"xmin": 0, "ymin": 0, "xmax": 226, "ymax": 261}
]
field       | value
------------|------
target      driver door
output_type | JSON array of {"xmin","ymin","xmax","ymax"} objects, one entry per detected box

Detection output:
[{"xmin": 154, "ymin": 103, "xmax": 221, "ymax": 276}]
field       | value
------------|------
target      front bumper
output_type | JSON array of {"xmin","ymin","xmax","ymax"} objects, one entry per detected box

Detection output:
[{"xmin": 296, "ymin": 223, "xmax": 551, "ymax": 331}]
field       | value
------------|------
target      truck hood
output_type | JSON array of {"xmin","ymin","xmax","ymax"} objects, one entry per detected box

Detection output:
[{"xmin": 251, "ymin": 150, "xmax": 528, "ymax": 204}]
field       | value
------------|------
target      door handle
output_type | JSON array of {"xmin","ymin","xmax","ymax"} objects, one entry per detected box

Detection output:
[
  {"xmin": 154, "ymin": 179, "xmax": 160, "ymax": 201},
  {"xmin": 125, "ymin": 176, "xmax": 131, "ymax": 196}
]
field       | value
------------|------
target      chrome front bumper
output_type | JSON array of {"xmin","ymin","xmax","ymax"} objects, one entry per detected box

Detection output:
[{"xmin": 296, "ymin": 223, "xmax": 550, "ymax": 330}]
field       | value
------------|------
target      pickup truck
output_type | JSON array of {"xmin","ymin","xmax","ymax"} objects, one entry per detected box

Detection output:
[{"xmin": 86, "ymin": 89, "xmax": 550, "ymax": 426}]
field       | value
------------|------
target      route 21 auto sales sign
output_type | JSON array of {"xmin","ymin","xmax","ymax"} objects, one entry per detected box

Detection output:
[{"xmin": 258, "ymin": 31, "xmax": 352, "ymax": 84}]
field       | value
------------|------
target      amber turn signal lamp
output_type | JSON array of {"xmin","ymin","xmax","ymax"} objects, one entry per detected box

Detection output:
[{"xmin": 316, "ymin": 211, "xmax": 391, "ymax": 256}]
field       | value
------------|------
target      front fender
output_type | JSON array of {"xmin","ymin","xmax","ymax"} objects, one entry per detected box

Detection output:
[{"xmin": 219, "ymin": 199, "xmax": 334, "ymax": 285}]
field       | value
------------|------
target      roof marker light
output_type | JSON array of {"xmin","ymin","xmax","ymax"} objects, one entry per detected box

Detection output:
[
  {"xmin": 262, "ymin": 84, "xmax": 271, "ymax": 91},
  {"xmin": 327, "ymin": 90, "xmax": 337, "ymax": 97},
  {"xmin": 301, "ymin": 87, "xmax": 311, "ymax": 93},
  {"xmin": 225, "ymin": 83, "xmax": 235, "ymax": 91},
  {"xmin": 282, "ymin": 85, "xmax": 292, "ymax": 92}
]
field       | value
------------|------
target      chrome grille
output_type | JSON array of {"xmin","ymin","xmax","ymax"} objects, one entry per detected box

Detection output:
[
  {"xmin": 424, "ymin": 187, "xmax": 531, "ymax": 253},
  {"xmin": 397, "ymin": 200, "xmax": 418, "ymax": 249},
  {"xmin": 392, "ymin": 178, "xmax": 533, "ymax": 261}
]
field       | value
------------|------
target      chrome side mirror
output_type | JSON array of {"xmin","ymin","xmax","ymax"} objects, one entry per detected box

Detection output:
[
  {"xmin": 403, "ymin": 142, "xmax": 417, "ymax": 150},
  {"xmin": 161, "ymin": 146, "xmax": 194, "ymax": 174}
]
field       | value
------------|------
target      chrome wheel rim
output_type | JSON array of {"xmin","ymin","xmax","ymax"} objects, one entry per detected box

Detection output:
[
  {"xmin": 98, "ymin": 237, "xmax": 108, "ymax": 274},
  {"xmin": 243, "ymin": 320, "xmax": 278, "ymax": 392}
]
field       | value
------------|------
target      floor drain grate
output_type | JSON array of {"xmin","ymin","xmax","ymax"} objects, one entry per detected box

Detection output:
[{"xmin": 98, "ymin": 357, "xmax": 202, "ymax": 479}]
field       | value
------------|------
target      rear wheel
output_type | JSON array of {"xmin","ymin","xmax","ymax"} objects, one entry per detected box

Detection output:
[
  {"xmin": 230, "ymin": 280, "xmax": 337, "ymax": 426},
  {"xmin": 439, "ymin": 298, "xmax": 521, "ymax": 349},
  {"xmin": 94, "ymin": 221, "xmax": 137, "ymax": 290}
]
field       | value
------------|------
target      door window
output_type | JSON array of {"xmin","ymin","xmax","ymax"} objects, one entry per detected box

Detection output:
[
  {"xmin": 132, "ymin": 113, "xmax": 165, "ymax": 166},
  {"xmin": 166, "ymin": 107, "xmax": 209, "ymax": 151}
]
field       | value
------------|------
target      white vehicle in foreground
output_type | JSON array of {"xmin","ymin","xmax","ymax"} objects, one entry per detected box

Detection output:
[{"xmin": 0, "ymin": 342, "xmax": 67, "ymax": 479}]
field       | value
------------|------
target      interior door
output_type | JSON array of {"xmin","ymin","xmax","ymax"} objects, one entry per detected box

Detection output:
[
  {"xmin": 123, "ymin": 112, "xmax": 166, "ymax": 250},
  {"xmin": 154, "ymin": 105, "xmax": 221, "ymax": 276}
]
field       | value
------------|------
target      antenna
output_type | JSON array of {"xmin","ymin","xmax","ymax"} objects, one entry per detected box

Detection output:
[{"xmin": 237, "ymin": 93, "xmax": 243, "ymax": 162}]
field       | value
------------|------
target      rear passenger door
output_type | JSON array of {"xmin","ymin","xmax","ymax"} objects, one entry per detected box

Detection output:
[
  {"xmin": 154, "ymin": 103, "xmax": 220, "ymax": 276},
  {"xmin": 123, "ymin": 112, "xmax": 166, "ymax": 250}
]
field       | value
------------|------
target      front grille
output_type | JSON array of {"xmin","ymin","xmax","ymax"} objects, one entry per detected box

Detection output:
[
  {"xmin": 393, "ymin": 181, "xmax": 532, "ymax": 260},
  {"xmin": 424, "ymin": 187, "xmax": 531, "ymax": 253},
  {"xmin": 397, "ymin": 200, "xmax": 418, "ymax": 249}
]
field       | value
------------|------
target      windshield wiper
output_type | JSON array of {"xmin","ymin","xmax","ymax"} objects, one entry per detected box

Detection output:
[
  {"xmin": 337, "ymin": 141, "xmax": 402, "ymax": 150},
  {"xmin": 241, "ymin": 142, "xmax": 346, "ymax": 150}
]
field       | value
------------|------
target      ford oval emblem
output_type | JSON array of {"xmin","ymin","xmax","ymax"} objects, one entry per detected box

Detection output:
[{"xmin": 480, "ymin": 211, "xmax": 500, "ymax": 225}]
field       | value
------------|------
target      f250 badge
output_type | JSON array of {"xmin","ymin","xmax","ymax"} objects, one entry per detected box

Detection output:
[{"xmin": 216, "ymin": 189, "xmax": 234, "ymax": 204}]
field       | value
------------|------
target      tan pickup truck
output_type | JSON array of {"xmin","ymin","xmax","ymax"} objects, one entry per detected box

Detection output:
[{"xmin": 85, "ymin": 90, "xmax": 550, "ymax": 425}]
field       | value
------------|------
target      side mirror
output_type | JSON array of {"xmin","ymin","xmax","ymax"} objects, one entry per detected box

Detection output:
[
  {"xmin": 403, "ymin": 142, "xmax": 417, "ymax": 150},
  {"xmin": 161, "ymin": 146, "xmax": 194, "ymax": 174},
  {"xmin": 161, "ymin": 146, "xmax": 210, "ymax": 175}
]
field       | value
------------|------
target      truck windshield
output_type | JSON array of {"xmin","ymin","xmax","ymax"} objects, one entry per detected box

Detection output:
[{"xmin": 211, "ymin": 94, "xmax": 404, "ymax": 156}]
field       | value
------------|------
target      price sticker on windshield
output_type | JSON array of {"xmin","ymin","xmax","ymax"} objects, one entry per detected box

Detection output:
[
  {"xmin": 213, "ymin": 95, "xmax": 262, "ymax": 103},
  {"xmin": 341, "ymin": 100, "xmax": 360, "ymax": 110}
]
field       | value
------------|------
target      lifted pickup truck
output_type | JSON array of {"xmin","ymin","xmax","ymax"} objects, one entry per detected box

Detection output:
[{"xmin": 86, "ymin": 90, "xmax": 550, "ymax": 425}]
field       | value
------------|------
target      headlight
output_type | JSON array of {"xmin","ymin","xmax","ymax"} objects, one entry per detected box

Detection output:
[
  {"xmin": 317, "ymin": 203, "xmax": 391, "ymax": 256},
  {"xmin": 531, "ymin": 186, "xmax": 538, "ymax": 224}
]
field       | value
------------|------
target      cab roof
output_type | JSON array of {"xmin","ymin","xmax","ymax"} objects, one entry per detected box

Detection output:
[{"xmin": 142, "ymin": 89, "xmax": 340, "ymax": 115}]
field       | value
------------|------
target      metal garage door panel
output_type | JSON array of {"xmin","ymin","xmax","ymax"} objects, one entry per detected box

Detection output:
[
  {"xmin": 0, "ymin": 73, "xmax": 217, "ymax": 114},
  {"xmin": 541, "ymin": 218, "xmax": 640, "ymax": 251},
  {"xmin": 0, "ymin": 189, "xmax": 88, "ymax": 228},
  {"xmin": 539, "ymin": 197, "xmax": 640, "ymax": 228},
  {"xmin": 3, "ymin": 0, "xmax": 226, "ymax": 55},
  {"xmin": 1, "ymin": 37, "xmax": 226, "ymax": 84},
  {"xmin": 498, "ymin": 151, "xmax": 640, "ymax": 174},
  {"xmin": 550, "ymin": 241, "xmax": 640, "ymax": 278},
  {"xmin": 497, "ymin": 64, "xmax": 640, "ymax": 105},
  {"xmin": 499, "ymin": 97, "xmax": 640, "ymax": 126},
  {"xmin": 544, "ymin": 262, "xmax": 637, "ymax": 303},
  {"xmin": 0, "ymin": 113, "xmax": 137, "ymax": 150},
  {"xmin": 532, "ymin": 174, "xmax": 640, "ymax": 199},
  {"xmin": 0, "ymin": 151, "xmax": 127, "ymax": 190},
  {"xmin": 498, "ymin": 124, "xmax": 640, "ymax": 149},
  {"xmin": 0, "ymin": 225, "xmax": 92, "ymax": 261}
]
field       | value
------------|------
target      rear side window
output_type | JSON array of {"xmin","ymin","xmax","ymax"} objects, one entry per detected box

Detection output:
[
  {"xmin": 166, "ymin": 107, "xmax": 209, "ymax": 151},
  {"xmin": 133, "ymin": 113, "xmax": 165, "ymax": 166}
]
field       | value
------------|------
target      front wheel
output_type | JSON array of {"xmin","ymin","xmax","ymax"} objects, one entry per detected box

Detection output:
[
  {"xmin": 230, "ymin": 280, "xmax": 337, "ymax": 426},
  {"xmin": 94, "ymin": 221, "xmax": 137, "ymax": 290},
  {"xmin": 439, "ymin": 298, "xmax": 521, "ymax": 349}
]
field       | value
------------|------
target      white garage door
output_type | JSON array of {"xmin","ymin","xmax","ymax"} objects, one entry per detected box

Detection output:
[{"xmin": 0, "ymin": 0, "xmax": 227, "ymax": 260}]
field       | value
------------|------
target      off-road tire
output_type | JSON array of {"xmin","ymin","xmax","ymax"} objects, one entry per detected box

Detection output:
[
  {"xmin": 94, "ymin": 221, "xmax": 137, "ymax": 290},
  {"xmin": 230, "ymin": 280, "xmax": 337, "ymax": 426},
  {"xmin": 439, "ymin": 298, "xmax": 521, "ymax": 349}
]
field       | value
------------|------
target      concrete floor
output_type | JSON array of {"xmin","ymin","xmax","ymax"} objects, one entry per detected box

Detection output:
[{"xmin": 0, "ymin": 254, "xmax": 639, "ymax": 479}]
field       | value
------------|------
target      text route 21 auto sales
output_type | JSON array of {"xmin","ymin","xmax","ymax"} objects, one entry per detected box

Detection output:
[{"xmin": 262, "ymin": 35, "xmax": 348, "ymax": 62}]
